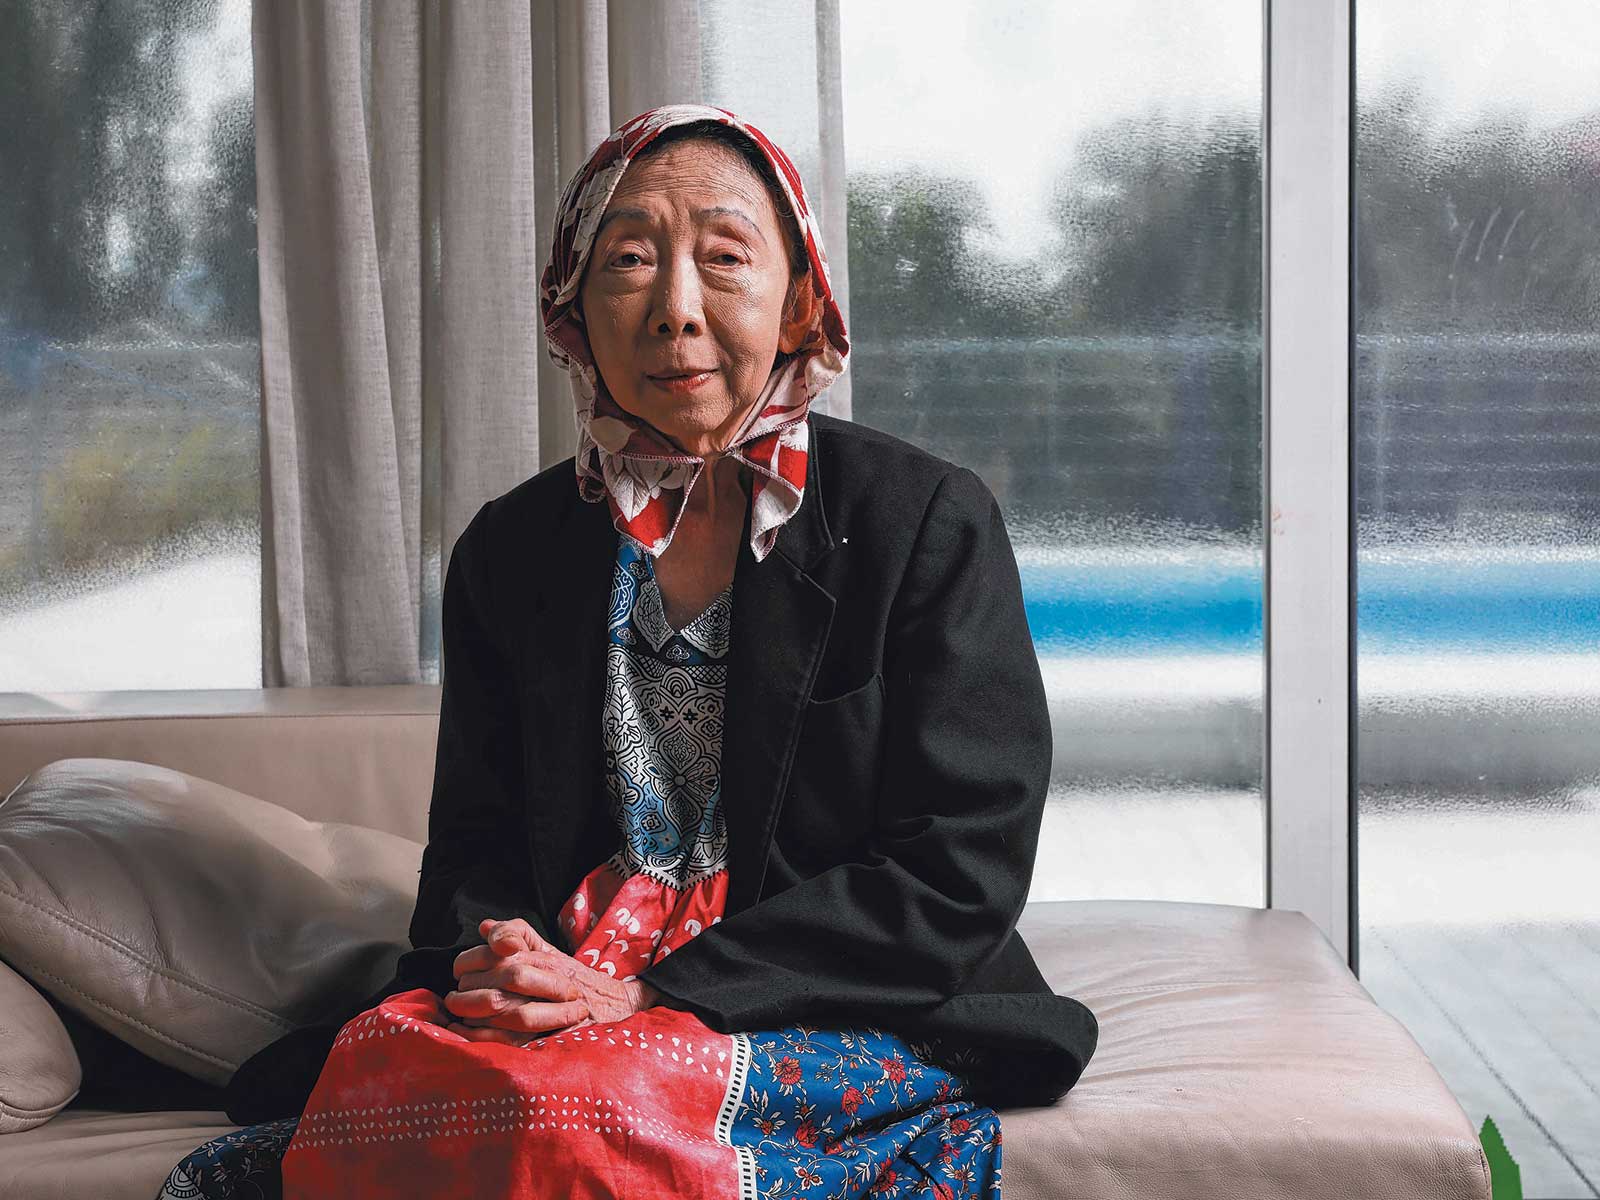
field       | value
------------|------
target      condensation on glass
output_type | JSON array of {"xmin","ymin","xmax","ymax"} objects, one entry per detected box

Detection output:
[
  {"xmin": 836, "ymin": 1, "xmax": 1266, "ymax": 907},
  {"xmin": 0, "ymin": 1, "xmax": 259, "ymax": 691},
  {"xmin": 1355, "ymin": 4, "xmax": 1600, "ymax": 1192}
]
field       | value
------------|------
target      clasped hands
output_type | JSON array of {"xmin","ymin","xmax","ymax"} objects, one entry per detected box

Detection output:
[{"xmin": 437, "ymin": 917, "xmax": 661, "ymax": 1046}]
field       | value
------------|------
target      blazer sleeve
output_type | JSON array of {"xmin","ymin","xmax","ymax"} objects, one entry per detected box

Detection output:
[
  {"xmin": 222, "ymin": 500, "xmax": 557, "ymax": 1125},
  {"xmin": 387, "ymin": 499, "xmax": 557, "ymax": 1002},
  {"xmin": 638, "ymin": 466, "xmax": 1052, "ymax": 1028}
]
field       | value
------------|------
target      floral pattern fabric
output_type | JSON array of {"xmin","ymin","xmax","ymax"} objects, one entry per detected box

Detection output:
[
  {"xmin": 154, "ymin": 533, "xmax": 1000, "ymax": 1199},
  {"xmin": 154, "ymin": 1117, "xmax": 297, "ymax": 1200},
  {"xmin": 732, "ymin": 1027, "xmax": 1001, "ymax": 1199}
]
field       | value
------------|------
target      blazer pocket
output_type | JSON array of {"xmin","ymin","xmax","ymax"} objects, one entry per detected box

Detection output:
[
  {"xmin": 807, "ymin": 670, "xmax": 885, "ymax": 708},
  {"xmin": 780, "ymin": 672, "xmax": 887, "ymax": 869}
]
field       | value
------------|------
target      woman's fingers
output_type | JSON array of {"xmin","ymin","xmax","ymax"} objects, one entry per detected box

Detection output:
[
  {"xmin": 455, "ymin": 916, "xmax": 557, "ymax": 982},
  {"xmin": 443, "ymin": 985, "xmax": 522, "ymax": 1019},
  {"xmin": 451, "ymin": 944, "xmax": 580, "ymax": 989},
  {"xmin": 455, "ymin": 962, "xmax": 581, "ymax": 1004},
  {"xmin": 442, "ymin": 933, "xmax": 621, "ymax": 1037},
  {"xmin": 478, "ymin": 917, "xmax": 552, "ymax": 956},
  {"xmin": 452, "ymin": 943, "xmax": 502, "ymax": 979},
  {"xmin": 443, "ymin": 992, "xmax": 591, "ymax": 1034},
  {"xmin": 444, "ymin": 1021, "xmax": 538, "ymax": 1046}
]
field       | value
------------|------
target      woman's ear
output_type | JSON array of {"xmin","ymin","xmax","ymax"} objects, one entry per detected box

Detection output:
[{"xmin": 778, "ymin": 273, "xmax": 820, "ymax": 354}]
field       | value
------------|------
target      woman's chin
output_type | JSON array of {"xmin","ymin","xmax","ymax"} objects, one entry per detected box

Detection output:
[{"xmin": 636, "ymin": 406, "xmax": 738, "ymax": 454}]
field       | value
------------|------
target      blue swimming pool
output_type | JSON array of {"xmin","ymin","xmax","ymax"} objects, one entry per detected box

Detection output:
[{"xmin": 1017, "ymin": 556, "xmax": 1600, "ymax": 655}]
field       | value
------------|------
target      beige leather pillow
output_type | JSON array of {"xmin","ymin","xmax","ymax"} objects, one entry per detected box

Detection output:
[
  {"xmin": 0, "ymin": 758, "xmax": 424, "ymax": 1087},
  {"xmin": 0, "ymin": 957, "xmax": 81, "ymax": 1133}
]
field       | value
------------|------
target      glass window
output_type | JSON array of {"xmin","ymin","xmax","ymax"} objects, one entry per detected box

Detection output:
[
  {"xmin": 1355, "ymin": 4, "xmax": 1600, "ymax": 1192},
  {"xmin": 0, "ymin": 1, "xmax": 259, "ymax": 692},
  {"xmin": 839, "ymin": 1, "xmax": 1265, "ymax": 905}
]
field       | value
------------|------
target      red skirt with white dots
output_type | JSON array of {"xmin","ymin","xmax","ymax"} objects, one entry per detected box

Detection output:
[{"xmin": 277, "ymin": 860, "xmax": 1001, "ymax": 1199}]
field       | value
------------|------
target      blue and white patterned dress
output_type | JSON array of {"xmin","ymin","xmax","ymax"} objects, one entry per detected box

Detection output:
[{"xmin": 552, "ymin": 534, "xmax": 737, "ymax": 967}]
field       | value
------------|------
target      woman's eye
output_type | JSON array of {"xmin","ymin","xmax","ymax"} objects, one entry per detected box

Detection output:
[{"xmin": 608, "ymin": 249, "xmax": 741, "ymax": 268}]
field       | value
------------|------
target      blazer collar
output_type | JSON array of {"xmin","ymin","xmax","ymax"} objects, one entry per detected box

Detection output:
[
  {"xmin": 765, "ymin": 414, "xmax": 836, "ymax": 574},
  {"xmin": 525, "ymin": 415, "xmax": 839, "ymax": 922}
]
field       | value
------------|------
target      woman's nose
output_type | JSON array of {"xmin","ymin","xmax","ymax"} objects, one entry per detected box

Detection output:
[{"xmin": 650, "ymin": 250, "xmax": 705, "ymax": 335}]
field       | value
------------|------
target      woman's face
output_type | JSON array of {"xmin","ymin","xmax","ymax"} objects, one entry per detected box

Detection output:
[{"xmin": 577, "ymin": 137, "xmax": 817, "ymax": 458}]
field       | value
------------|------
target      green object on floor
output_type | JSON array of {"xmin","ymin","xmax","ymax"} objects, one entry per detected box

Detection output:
[{"xmin": 1480, "ymin": 1115, "xmax": 1521, "ymax": 1200}]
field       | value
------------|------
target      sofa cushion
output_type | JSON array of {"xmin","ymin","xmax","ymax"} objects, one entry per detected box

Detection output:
[
  {"xmin": 0, "ymin": 1107, "xmax": 242, "ymax": 1199},
  {"xmin": 0, "ymin": 758, "xmax": 424, "ymax": 1087},
  {"xmin": 0, "ymin": 958, "xmax": 80, "ymax": 1134},
  {"xmin": 1004, "ymin": 900, "xmax": 1492, "ymax": 1200}
]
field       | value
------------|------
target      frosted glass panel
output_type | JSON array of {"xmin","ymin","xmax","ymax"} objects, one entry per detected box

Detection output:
[
  {"xmin": 840, "ymin": 1, "xmax": 1264, "ymax": 905},
  {"xmin": 1355, "ymin": 4, "xmax": 1600, "ymax": 1193},
  {"xmin": 0, "ymin": 0, "xmax": 260, "ymax": 692}
]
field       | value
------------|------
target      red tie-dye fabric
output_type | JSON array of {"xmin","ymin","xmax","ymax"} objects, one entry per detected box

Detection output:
[
  {"xmin": 277, "ymin": 882, "xmax": 999, "ymax": 1200},
  {"xmin": 538, "ymin": 103, "xmax": 851, "ymax": 563},
  {"xmin": 277, "ymin": 857, "xmax": 998, "ymax": 1200}
]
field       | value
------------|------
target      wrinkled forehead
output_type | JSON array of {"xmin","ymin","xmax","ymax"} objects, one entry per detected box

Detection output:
[
  {"xmin": 586, "ymin": 146, "xmax": 793, "ymax": 274},
  {"xmin": 606, "ymin": 138, "xmax": 773, "ymax": 218},
  {"xmin": 584, "ymin": 134, "xmax": 795, "ymax": 258},
  {"xmin": 581, "ymin": 115, "xmax": 792, "ymax": 232}
]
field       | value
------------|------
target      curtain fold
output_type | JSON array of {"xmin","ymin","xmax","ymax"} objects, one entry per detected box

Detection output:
[{"xmin": 253, "ymin": 0, "xmax": 850, "ymax": 687}]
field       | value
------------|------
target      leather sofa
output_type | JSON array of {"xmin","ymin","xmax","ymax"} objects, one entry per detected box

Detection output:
[{"xmin": 0, "ymin": 686, "xmax": 1492, "ymax": 1200}]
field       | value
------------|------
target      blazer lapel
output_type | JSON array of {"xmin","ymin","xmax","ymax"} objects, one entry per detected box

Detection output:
[
  {"xmin": 722, "ymin": 425, "xmax": 838, "ymax": 915},
  {"xmin": 524, "ymin": 416, "xmax": 839, "ymax": 924},
  {"xmin": 523, "ymin": 487, "xmax": 621, "ymax": 922}
]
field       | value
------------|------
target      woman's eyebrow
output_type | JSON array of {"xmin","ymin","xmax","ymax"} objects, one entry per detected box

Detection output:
[
  {"xmin": 595, "ymin": 203, "xmax": 767, "ymax": 246},
  {"xmin": 694, "ymin": 206, "xmax": 767, "ymax": 246},
  {"xmin": 596, "ymin": 206, "xmax": 651, "ymax": 235}
]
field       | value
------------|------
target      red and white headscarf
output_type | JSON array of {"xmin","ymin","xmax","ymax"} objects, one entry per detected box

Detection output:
[{"xmin": 538, "ymin": 104, "xmax": 850, "ymax": 562}]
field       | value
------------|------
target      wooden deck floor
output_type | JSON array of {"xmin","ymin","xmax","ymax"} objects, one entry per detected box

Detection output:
[{"xmin": 1361, "ymin": 922, "xmax": 1600, "ymax": 1199}]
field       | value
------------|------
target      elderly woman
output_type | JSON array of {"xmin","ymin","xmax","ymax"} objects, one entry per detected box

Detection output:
[{"xmin": 159, "ymin": 104, "xmax": 1095, "ymax": 1200}]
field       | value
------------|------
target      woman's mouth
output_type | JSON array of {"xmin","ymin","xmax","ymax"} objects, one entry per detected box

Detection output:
[{"xmin": 646, "ymin": 369, "xmax": 716, "ymax": 393}]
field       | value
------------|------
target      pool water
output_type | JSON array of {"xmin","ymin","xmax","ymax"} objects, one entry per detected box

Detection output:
[{"xmin": 1017, "ymin": 555, "xmax": 1600, "ymax": 656}]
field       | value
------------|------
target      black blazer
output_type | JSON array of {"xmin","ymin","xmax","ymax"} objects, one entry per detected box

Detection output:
[{"xmin": 223, "ymin": 411, "xmax": 1097, "ymax": 1123}]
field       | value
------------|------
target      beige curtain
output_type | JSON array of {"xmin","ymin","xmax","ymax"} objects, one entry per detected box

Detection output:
[{"xmin": 252, "ymin": 0, "xmax": 849, "ymax": 687}]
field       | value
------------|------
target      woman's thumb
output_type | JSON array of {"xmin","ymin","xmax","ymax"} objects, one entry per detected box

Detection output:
[{"xmin": 480, "ymin": 917, "xmax": 542, "ymax": 955}]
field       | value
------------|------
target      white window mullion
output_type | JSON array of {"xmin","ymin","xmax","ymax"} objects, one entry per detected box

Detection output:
[{"xmin": 1264, "ymin": 0, "xmax": 1355, "ymax": 964}]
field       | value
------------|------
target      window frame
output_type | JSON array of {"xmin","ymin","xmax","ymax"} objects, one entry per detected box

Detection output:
[{"xmin": 1262, "ymin": 0, "xmax": 1356, "ymax": 967}]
